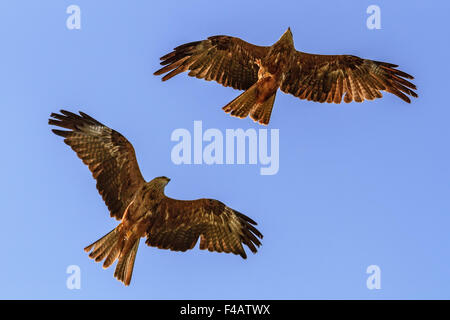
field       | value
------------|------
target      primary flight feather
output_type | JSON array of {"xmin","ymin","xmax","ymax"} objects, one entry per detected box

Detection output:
[
  {"xmin": 155, "ymin": 28, "xmax": 417, "ymax": 125},
  {"xmin": 49, "ymin": 110, "xmax": 262, "ymax": 286}
]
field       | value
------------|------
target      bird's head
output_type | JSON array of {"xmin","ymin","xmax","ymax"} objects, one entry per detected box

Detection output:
[
  {"xmin": 278, "ymin": 27, "xmax": 294, "ymax": 45},
  {"xmin": 154, "ymin": 176, "xmax": 171, "ymax": 188}
]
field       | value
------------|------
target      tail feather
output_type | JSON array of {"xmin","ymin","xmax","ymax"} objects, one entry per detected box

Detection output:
[
  {"xmin": 84, "ymin": 226, "xmax": 140, "ymax": 286},
  {"xmin": 249, "ymin": 92, "xmax": 276, "ymax": 125},
  {"xmin": 114, "ymin": 240, "xmax": 139, "ymax": 286},
  {"xmin": 94, "ymin": 243, "xmax": 115, "ymax": 263},
  {"xmin": 84, "ymin": 228, "xmax": 118, "ymax": 260},
  {"xmin": 223, "ymin": 84, "xmax": 259, "ymax": 119},
  {"xmin": 223, "ymin": 84, "xmax": 277, "ymax": 125},
  {"xmin": 103, "ymin": 243, "xmax": 121, "ymax": 269}
]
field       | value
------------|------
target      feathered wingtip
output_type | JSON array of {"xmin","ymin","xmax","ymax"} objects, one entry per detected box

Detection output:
[
  {"xmin": 233, "ymin": 209, "xmax": 263, "ymax": 259},
  {"xmin": 48, "ymin": 110, "xmax": 103, "ymax": 136},
  {"xmin": 371, "ymin": 61, "xmax": 418, "ymax": 103},
  {"xmin": 153, "ymin": 41, "xmax": 202, "ymax": 81}
]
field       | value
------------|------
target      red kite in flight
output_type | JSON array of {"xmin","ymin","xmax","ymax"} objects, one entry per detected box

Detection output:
[
  {"xmin": 155, "ymin": 28, "xmax": 417, "ymax": 125},
  {"xmin": 49, "ymin": 110, "xmax": 262, "ymax": 286}
]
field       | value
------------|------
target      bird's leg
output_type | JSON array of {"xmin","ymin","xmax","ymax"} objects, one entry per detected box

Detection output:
[{"xmin": 256, "ymin": 58, "xmax": 271, "ymax": 80}]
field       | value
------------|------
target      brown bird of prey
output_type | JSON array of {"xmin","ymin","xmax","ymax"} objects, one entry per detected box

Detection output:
[
  {"xmin": 49, "ymin": 110, "xmax": 262, "ymax": 286},
  {"xmin": 154, "ymin": 28, "xmax": 417, "ymax": 125}
]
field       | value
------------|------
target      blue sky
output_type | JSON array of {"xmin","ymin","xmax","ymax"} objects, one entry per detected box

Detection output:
[{"xmin": 0, "ymin": 0, "xmax": 449, "ymax": 299}]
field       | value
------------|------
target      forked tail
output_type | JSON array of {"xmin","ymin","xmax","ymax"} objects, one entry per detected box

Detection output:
[
  {"xmin": 222, "ymin": 83, "xmax": 277, "ymax": 125},
  {"xmin": 84, "ymin": 226, "xmax": 139, "ymax": 286}
]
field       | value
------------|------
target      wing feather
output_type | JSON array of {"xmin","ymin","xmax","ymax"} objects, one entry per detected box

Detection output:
[
  {"xmin": 49, "ymin": 110, "xmax": 146, "ymax": 220},
  {"xmin": 154, "ymin": 36, "xmax": 269, "ymax": 90},
  {"xmin": 281, "ymin": 52, "xmax": 417, "ymax": 103},
  {"xmin": 145, "ymin": 198, "xmax": 262, "ymax": 259}
]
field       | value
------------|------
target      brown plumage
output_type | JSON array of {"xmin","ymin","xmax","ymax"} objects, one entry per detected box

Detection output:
[
  {"xmin": 154, "ymin": 28, "xmax": 417, "ymax": 125},
  {"xmin": 49, "ymin": 110, "xmax": 262, "ymax": 286}
]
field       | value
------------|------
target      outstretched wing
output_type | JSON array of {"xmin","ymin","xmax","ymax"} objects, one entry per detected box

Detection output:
[
  {"xmin": 281, "ymin": 52, "xmax": 417, "ymax": 103},
  {"xmin": 154, "ymin": 36, "xmax": 269, "ymax": 90},
  {"xmin": 49, "ymin": 110, "xmax": 146, "ymax": 220},
  {"xmin": 146, "ymin": 198, "xmax": 263, "ymax": 259}
]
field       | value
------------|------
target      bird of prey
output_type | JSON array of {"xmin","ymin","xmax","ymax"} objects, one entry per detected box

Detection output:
[
  {"xmin": 154, "ymin": 28, "xmax": 417, "ymax": 125},
  {"xmin": 49, "ymin": 110, "xmax": 262, "ymax": 286}
]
